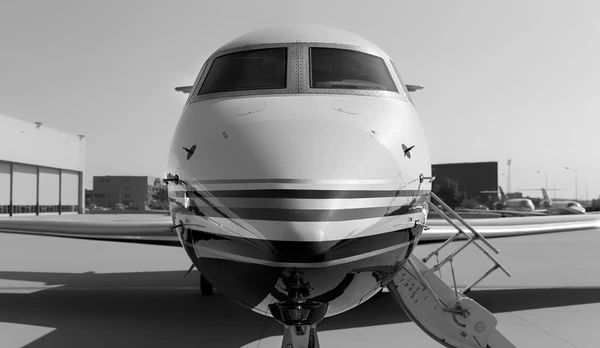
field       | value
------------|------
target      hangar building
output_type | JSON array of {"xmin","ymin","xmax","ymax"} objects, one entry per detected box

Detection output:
[
  {"xmin": 0, "ymin": 114, "xmax": 86, "ymax": 216},
  {"xmin": 431, "ymin": 161, "xmax": 498, "ymax": 204},
  {"xmin": 92, "ymin": 176, "xmax": 158, "ymax": 210}
]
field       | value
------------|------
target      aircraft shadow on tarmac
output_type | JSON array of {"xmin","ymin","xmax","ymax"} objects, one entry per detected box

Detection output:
[{"xmin": 0, "ymin": 270, "xmax": 599, "ymax": 347}]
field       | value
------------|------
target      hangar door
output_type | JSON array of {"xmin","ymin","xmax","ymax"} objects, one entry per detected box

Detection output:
[
  {"xmin": 0, "ymin": 162, "xmax": 9, "ymax": 216},
  {"xmin": 12, "ymin": 163, "xmax": 37, "ymax": 214},
  {"xmin": 61, "ymin": 170, "xmax": 80, "ymax": 213},
  {"xmin": 39, "ymin": 167, "xmax": 60, "ymax": 214}
]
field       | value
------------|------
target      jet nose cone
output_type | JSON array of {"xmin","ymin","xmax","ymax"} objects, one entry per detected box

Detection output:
[
  {"xmin": 222, "ymin": 118, "xmax": 402, "ymax": 262},
  {"xmin": 182, "ymin": 118, "xmax": 414, "ymax": 262},
  {"xmin": 235, "ymin": 118, "xmax": 400, "ymax": 180}
]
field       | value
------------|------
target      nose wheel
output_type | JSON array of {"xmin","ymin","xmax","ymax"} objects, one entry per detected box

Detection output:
[
  {"xmin": 200, "ymin": 274, "xmax": 213, "ymax": 295},
  {"xmin": 269, "ymin": 300, "xmax": 329, "ymax": 348}
]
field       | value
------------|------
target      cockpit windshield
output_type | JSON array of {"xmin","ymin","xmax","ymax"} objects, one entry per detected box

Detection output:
[
  {"xmin": 310, "ymin": 48, "xmax": 398, "ymax": 92},
  {"xmin": 199, "ymin": 48, "xmax": 287, "ymax": 95}
]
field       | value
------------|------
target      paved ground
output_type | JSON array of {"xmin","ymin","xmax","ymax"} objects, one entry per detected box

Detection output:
[{"xmin": 0, "ymin": 215, "xmax": 598, "ymax": 347}]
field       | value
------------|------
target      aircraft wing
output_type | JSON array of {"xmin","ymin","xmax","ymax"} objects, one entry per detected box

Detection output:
[
  {"xmin": 446, "ymin": 209, "xmax": 547, "ymax": 218},
  {"xmin": 0, "ymin": 216, "xmax": 180, "ymax": 246},
  {"xmin": 1, "ymin": 214, "xmax": 599, "ymax": 247},
  {"xmin": 422, "ymin": 213, "xmax": 600, "ymax": 242},
  {"xmin": 486, "ymin": 209, "xmax": 547, "ymax": 217}
]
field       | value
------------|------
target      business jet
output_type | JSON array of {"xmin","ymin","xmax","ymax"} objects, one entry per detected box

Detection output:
[
  {"xmin": 539, "ymin": 188, "xmax": 586, "ymax": 214},
  {"xmin": 4, "ymin": 25, "xmax": 600, "ymax": 348},
  {"xmin": 493, "ymin": 187, "xmax": 535, "ymax": 212},
  {"xmin": 444, "ymin": 186, "xmax": 544, "ymax": 218}
]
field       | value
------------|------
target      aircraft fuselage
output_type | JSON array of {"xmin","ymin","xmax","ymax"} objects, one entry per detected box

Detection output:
[{"xmin": 166, "ymin": 25, "xmax": 432, "ymax": 318}]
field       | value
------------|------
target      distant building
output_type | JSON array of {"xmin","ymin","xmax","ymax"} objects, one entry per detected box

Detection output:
[
  {"xmin": 0, "ymin": 114, "xmax": 86, "ymax": 216},
  {"xmin": 431, "ymin": 162, "xmax": 498, "ymax": 204},
  {"xmin": 92, "ymin": 176, "xmax": 158, "ymax": 209},
  {"xmin": 85, "ymin": 189, "xmax": 94, "ymax": 205}
]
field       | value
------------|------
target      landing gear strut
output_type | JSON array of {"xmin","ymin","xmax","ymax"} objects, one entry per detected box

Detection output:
[
  {"xmin": 269, "ymin": 300, "xmax": 328, "ymax": 348},
  {"xmin": 200, "ymin": 275, "xmax": 213, "ymax": 295}
]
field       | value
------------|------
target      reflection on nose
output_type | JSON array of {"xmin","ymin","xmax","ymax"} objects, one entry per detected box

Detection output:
[{"xmin": 268, "ymin": 231, "xmax": 332, "ymax": 262}]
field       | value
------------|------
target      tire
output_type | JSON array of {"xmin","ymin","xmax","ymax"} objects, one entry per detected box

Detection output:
[{"xmin": 200, "ymin": 275, "xmax": 213, "ymax": 295}]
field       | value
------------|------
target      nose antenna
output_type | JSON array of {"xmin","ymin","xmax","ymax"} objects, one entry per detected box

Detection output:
[
  {"xmin": 182, "ymin": 145, "xmax": 197, "ymax": 160},
  {"xmin": 402, "ymin": 144, "xmax": 415, "ymax": 159}
]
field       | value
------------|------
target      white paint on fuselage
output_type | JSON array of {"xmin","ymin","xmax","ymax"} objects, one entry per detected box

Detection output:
[
  {"xmin": 215, "ymin": 24, "xmax": 389, "ymax": 56},
  {"xmin": 168, "ymin": 94, "xmax": 431, "ymax": 243},
  {"xmin": 170, "ymin": 94, "xmax": 429, "ymax": 181}
]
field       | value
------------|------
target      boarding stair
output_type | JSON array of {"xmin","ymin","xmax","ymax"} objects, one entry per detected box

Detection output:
[{"xmin": 387, "ymin": 192, "xmax": 517, "ymax": 348}]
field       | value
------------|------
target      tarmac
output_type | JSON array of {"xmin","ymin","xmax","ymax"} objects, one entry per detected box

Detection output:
[{"xmin": 0, "ymin": 214, "xmax": 599, "ymax": 347}]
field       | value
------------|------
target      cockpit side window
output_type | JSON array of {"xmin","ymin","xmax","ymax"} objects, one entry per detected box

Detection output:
[
  {"xmin": 309, "ymin": 48, "xmax": 398, "ymax": 92},
  {"xmin": 389, "ymin": 60, "xmax": 413, "ymax": 104},
  {"xmin": 199, "ymin": 48, "xmax": 287, "ymax": 95}
]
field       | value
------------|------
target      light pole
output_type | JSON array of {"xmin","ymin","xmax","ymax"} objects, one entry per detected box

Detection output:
[
  {"xmin": 507, "ymin": 159, "xmax": 512, "ymax": 192},
  {"xmin": 565, "ymin": 167, "xmax": 578, "ymax": 201},
  {"xmin": 88, "ymin": 180, "xmax": 94, "ymax": 205},
  {"xmin": 536, "ymin": 170, "xmax": 548, "ymax": 191}
]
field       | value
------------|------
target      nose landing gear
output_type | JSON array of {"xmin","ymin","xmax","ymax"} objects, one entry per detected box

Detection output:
[
  {"xmin": 268, "ymin": 271, "xmax": 328, "ymax": 348},
  {"xmin": 269, "ymin": 301, "xmax": 329, "ymax": 348},
  {"xmin": 200, "ymin": 275, "xmax": 213, "ymax": 295}
]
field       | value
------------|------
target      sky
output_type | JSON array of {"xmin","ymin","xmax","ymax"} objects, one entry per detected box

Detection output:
[{"xmin": 1, "ymin": 0, "xmax": 599, "ymax": 200}]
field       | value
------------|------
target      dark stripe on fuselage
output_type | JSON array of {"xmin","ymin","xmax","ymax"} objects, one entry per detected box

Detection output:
[
  {"xmin": 170, "ymin": 189, "xmax": 429, "ymax": 222},
  {"xmin": 180, "ymin": 226, "xmax": 416, "ymax": 264},
  {"xmin": 184, "ymin": 204, "xmax": 424, "ymax": 221},
  {"xmin": 177, "ymin": 189, "xmax": 430, "ymax": 199}
]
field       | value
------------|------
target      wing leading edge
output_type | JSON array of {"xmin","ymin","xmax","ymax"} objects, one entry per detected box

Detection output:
[
  {"xmin": 421, "ymin": 214, "xmax": 600, "ymax": 242},
  {"xmin": 1, "ymin": 214, "xmax": 599, "ymax": 247},
  {"xmin": 0, "ymin": 218, "xmax": 180, "ymax": 246}
]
